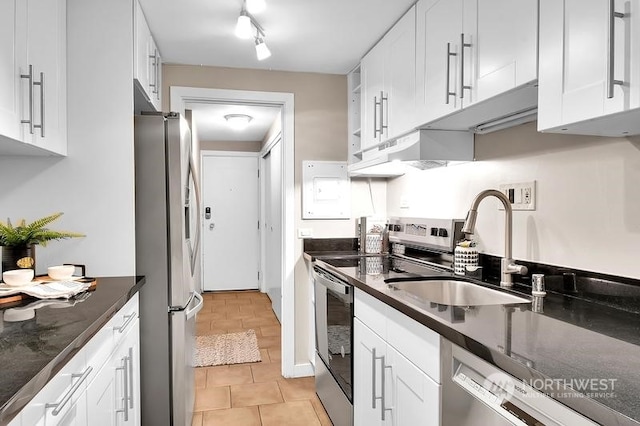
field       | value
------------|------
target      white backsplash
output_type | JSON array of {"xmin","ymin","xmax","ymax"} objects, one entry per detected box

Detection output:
[{"xmin": 386, "ymin": 122, "xmax": 640, "ymax": 279}]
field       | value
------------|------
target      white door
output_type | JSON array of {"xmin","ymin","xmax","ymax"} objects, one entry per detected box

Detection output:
[
  {"xmin": 202, "ymin": 153, "xmax": 259, "ymax": 291},
  {"xmin": 264, "ymin": 139, "xmax": 282, "ymax": 320}
]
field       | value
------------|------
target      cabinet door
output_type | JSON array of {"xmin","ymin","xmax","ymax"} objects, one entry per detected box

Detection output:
[
  {"xmin": 464, "ymin": 0, "xmax": 538, "ymax": 106},
  {"xmin": 416, "ymin": 0, "xmax": 463, "ymax": 124},
  {"xmin": 360, "ymin": 45, "xmax": 385, "ymax": 151},
  {"xmin": 118, "ymin": 319, "xmax": 141, "ymax": 426},
  {"xmin": 86, "ymin": 356, "xmax": 119, "ymax": 426},
  {"xmin": 354, "ymin": 318, "xmax": 386, "ymax": 426},
  {"xmin": 386, "ymin": 345, "xmax": 441, "ymax": 426},
  {"xmin": 148, "ymin": 38, "xmax": 161, "ymax": 111},
  {"xmin": 384, "ymin": 5, "xmax": 416, "ymax": 140},
  {"xmin": 134, "ymin": 0, "xmax": 152, "ymax": 100},
  {"xmin": 23, "ymin": 0, "xmax": 66, "ymax": 154},
  {"xmin": 0, "ymin": 0, "xmax": 24, "ymax": 142},
  {"xmin": 538, "ymin": 0, "xmax": 639, "ymax": 131}
]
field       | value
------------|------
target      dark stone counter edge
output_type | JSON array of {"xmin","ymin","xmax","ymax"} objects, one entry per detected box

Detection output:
[
  {"xmin": 1, "ymin": 276, "xmax": 146, "ymax": 424},
  {"xmin": 310, "ymin": 256, "xmax": 639, "ymax": 426}
]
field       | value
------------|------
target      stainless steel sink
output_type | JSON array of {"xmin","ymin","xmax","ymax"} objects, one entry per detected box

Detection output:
[{"xmin": 388, "ymin": 279, "xmax": 531, "ymax": 306}]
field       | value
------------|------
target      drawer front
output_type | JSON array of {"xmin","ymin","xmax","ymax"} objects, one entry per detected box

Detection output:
[
  {"xmin": 84, "ymin": 293, "xmax": 139, "ymax": 384},
  {"xmin": 386, "ymin": 305, "xmax": 441, "ymax": 384},
  {"xmin": 21, "ymin": 350, "xmax": 88, "ymax": 425},
  {"xmin": 354, "ymin": 288, "xmax": 387, "ymax": 339}
]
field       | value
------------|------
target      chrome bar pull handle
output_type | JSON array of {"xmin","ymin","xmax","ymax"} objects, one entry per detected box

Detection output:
[
  {"xmin": 20, "ymin": 64, "xmax": 34, "ymax": 134},
  {"xmin": 127, "ymin": 347, "xmax": 134, "ymax": 408},
  {"xmin": 46, "ymin": 366, "xmax": 93, "ymax": 416},
  {"xmin": 380, "ymin": 91, "xmax": 388, "ymax": 137},
  {"xmin": 460, "ymin": 33, "xmax": 472, "ymax": 99},
  {"xmin": 371, "ymin": 348, "xmax": 378, "ymax": 408},
  {"xmin": 148, "ymin": 52, "xmax": 157, "ymax": 91},
  {"xmin": 607, "ymin": 0, "xmax": 625, "ymax": 99},
  {"xmin": 116, "ymin": 313, "xmax": 136, "ymax": 333},
  {"xmin": 122, "ymin": 355, "xmax": 130, "ymax": 421},
  {"xmin": 373, "ymin": 95, "xmax": 380, "ymax": 138},
  {"xmin": 381, "ymin": 359, "xmax": 393, "ymax": 421},
  {"xmin": 33, "ymin": 72, "xmax": 45, "ymax": 137},
  {"xmin": 155, "ymin": 50, "xmax": 160, "ymax": 99},
  {"xmin": 445, "ymin": 43, "xmax": 457, "ymax": 104}
]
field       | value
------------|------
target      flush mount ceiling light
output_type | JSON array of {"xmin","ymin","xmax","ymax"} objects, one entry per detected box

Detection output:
[
  {"xmin": 234, "ymin": 1, "xmax": 271, "ymax": 61},
  {"xmin": 224, "ymin": 114, "xmax": 253, "ymax": 130}
]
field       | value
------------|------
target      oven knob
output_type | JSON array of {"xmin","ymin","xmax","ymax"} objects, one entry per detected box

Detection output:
[
  {"xmin": 430, "ymin": 227, "xmax": 438, "ymax": 236},
  {"xmin": 438, "ymin": 228, "xmax": 448, "ymax": 237}
]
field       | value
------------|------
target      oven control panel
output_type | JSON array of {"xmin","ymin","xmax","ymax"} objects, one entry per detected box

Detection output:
[{"xmin": 388, "ymin": 217, "xmax": 465, "ymax": 253}]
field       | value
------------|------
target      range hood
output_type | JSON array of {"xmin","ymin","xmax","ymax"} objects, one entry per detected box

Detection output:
[{"xmin": 348, "ymin": 129, "xmax": 474, "ymax": 177}]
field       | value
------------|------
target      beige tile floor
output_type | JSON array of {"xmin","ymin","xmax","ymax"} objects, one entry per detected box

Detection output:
[{"xmin": 193, "ymin": 291, "xmax": 333, "ymax": 426}]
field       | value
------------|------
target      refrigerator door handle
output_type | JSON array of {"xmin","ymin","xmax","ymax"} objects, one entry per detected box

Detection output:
[{"xmin": 186, "ymin": 292, "xmax": 204, "ymax": 320}]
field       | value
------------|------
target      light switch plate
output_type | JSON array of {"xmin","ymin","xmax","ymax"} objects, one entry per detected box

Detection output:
[{"xmin": 499, "ymin": 181, "xmax": 536, "ymax": 211}]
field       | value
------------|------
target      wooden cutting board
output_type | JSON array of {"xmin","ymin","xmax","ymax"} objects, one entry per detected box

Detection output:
[{"xmin": 0, "ymin": 276, "xmax": 97, "ymax": 306}]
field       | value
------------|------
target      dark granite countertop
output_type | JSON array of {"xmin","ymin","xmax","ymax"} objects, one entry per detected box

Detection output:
[
  {"xmin": 309, "ymin": 251, "xmax": 640, "ymax": 426},
  {"xmin": 0, "ymin": 276, "xmax": 145, "ymax": 424}
]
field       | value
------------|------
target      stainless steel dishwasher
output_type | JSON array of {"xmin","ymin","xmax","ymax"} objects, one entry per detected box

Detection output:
[{"xmin": 441, "ymin": 340, "xmax": 599, "ymax": 425}]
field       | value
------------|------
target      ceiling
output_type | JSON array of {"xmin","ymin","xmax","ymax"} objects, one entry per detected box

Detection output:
[
  {"xmin": 187, "ymin": 102, "xmax": 280, "ymax": 142},
  {"xmin": 140, "ymin": 0, "xmax": 415, "ymax": 142},
  {"xmin": 138, "ymin": 0, "xmax": 416, "ymax": 75}
]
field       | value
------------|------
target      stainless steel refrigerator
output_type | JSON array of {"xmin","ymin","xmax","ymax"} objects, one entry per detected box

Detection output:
[{"xmin": 134, "ymin": 112, "xmax": 203, "ymax": 426}]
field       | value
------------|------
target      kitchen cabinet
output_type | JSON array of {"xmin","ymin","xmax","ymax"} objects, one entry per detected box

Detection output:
[
  {"xmin": 354, "ymin": 289, "xmax": 441, "ymax": 426},
  {"xmin": 11, "ymin": 294, "xmax": 140, "ymax": 426},
  {"xmin": 134, "ymin": 0, "xmax": 162, "ymax": 112},
  {"xmin": 86, "ymin": 295, "xmax": 140, "ymax": 426},
  {"xmin": 0, "ymin": 0, "xmax": 67, "ymax": 156},
  {"xmin": 537, "ymin": 0, "xmax": 640, "ymax": 136},
  {"xmin": 415, "ymin": 0, "xmax": 538, "ymax": 131},
  {"xmin": 360, "ymin": 5, "xmax": 416, "ymax": 153}
]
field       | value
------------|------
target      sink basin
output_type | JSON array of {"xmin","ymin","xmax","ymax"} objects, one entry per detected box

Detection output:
[{"xmin": 388, "ymin": 278, "xmax": 531, "ymax": 306}]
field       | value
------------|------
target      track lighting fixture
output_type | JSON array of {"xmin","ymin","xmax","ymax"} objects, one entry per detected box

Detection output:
[{"xmin": 234, "ymin": 1, "xmax": 271, "ymax": 61}]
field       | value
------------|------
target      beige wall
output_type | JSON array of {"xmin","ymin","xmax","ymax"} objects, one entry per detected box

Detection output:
[
  {"xmin": 163, "ymin": 64, "xmax": 375, "ymax": 366},
  {"xmin": 200, "ymin": 140, "xmax": 261, "ymax": 152},
  {"xmin": 387, "ymin": 122, "xmax": 640, "ymax": 279}
]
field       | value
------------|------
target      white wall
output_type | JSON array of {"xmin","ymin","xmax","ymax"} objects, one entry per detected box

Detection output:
[
  {"xmin": 0, "ymin": 0, "xmax": 135, "ymax": 276},
  {"xmin": 387, "ymin": 122, "xmax": 640, "ymax": 279}
]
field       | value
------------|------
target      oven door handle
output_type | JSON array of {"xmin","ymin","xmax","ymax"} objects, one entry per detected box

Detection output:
[{"xmin": 313, "ymin": 269, "xmax": 350, "ymax": 295}]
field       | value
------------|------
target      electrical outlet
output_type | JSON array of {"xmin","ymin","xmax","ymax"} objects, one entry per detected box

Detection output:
[
  {"xmin": 498, "ymin": 181, "xmax": 536, "ymax": 211},
  {"xmin": 400, "ymin": 196, "xmax": 410, "ymax": 209}
]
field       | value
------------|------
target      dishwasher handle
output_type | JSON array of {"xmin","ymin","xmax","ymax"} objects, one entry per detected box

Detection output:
[{"xmin": 313, "ymin": 267, "xmax": 350, "ymax": 295}]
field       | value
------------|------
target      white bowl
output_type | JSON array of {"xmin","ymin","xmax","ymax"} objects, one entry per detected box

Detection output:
[
  {"xmin": 3, "ymin": 269, "xmax": 35, "ymax": 287},
  {"xmin": 47, "ymin": 265, "xmax": 75, "ymax": 281}
]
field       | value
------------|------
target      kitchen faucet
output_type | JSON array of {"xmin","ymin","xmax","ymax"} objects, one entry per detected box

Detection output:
[{"xmin": 461, "ymin": 189, "xmax": 528, "ymax": 287}]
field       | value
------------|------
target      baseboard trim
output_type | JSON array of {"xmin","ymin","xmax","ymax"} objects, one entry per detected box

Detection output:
[{"xmin": 289, "ymin": 362, "xmax": 314, "ymax": 378}]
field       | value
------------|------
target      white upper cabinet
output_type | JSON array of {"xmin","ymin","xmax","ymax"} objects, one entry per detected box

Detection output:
[
  {"xmin": 538, "ymin": 0, "xmax": 640, "ymax": 136},
  {"xmin": 0, "ymin": 0, "xmax": 66, "ymax": 156},
  {"xmin": 134, "ymin": 0, "xmax": 162, "ymax": 112},
  {"xmin": 360, "ymin": 5, "xmax": 416, "ymax": 151},
  {"xmin": 416, "ymin": 0, "xmax": 538, "ymax": 131}
]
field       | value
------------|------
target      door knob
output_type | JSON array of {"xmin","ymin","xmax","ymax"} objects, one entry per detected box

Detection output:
[{"xmin": 209, "ymin": 223, "xmax": 215, "ymax": 230}]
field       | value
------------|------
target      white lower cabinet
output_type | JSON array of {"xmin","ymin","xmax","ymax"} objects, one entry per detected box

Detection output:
[
  {"xmin": 86, "ymin": 313, "xmax": 140, "ymax": 426},
  {"xmin": 11, "ymin": 294, "xmax": 140, "ymax": 426},
  {"xmin": 354, "ymin": 289, "xmax": 441, "ymax": 426}
]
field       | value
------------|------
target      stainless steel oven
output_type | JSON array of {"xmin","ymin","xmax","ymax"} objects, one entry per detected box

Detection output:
[{"xmin": 313, "ymin": 265, "xmax": 353, "ymax": 426}]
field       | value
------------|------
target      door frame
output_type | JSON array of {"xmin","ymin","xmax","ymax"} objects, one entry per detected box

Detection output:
[
  {"xmin": 201, "ymin": 150, "xmax": 260, "ymax": 292},
  {"xmin": 170, "ymin": 86, "xmax": 297, "ymax": 378}
]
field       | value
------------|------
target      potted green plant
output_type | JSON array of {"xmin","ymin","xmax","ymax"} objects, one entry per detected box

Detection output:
[{"xmin": 0, "ymin": 212, "xmax": 84, "ymax": 273}]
